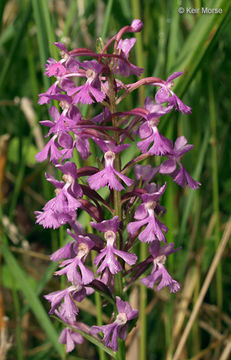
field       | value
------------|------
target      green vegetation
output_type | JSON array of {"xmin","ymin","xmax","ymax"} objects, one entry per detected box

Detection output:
[{"xmin": 0, "ymin": 1, "xmax": 231, "ymax": 359}]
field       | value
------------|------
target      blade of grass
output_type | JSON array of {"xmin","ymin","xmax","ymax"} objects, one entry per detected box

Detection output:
[
  {"xmin": 62, "ymin": 0, "xmax": 77, "ymax": 38},
  {"xmin": 8, "ymin": 136, "xmax": 29, "ymax": 221},
  {"xmin": 0, "ymin": 1, "xmax": 32, "ymax": 90},
  {"xmin": 208, "ymin": 75, "xmax": 222, "ymax": 309},
  {"xmin": 1, "ymin": 240, "xmax": 64, "ymax": 357},
  {"xmin": 173, "ymin": 218, "xmax": 231, "ymax": 360},
  {"xmin": 0, "ymin": 0, "xmax": 7, "ymax": 30},
  {"xmin": 166, "ymin": 0, "xmax": 180, "ymax": 72},
  {"xmin": 40, "ymin": 0, "xmax": 59, "ymax": 59},
  {"xmin": 164, "ymin": 3, "xmax": 181, "ymax": 356},
  {"xmin": 11, "ymin": 273, "xmax": 24, "ymax": 360},
  {"xmin": 159, "ymin": 0, "xmax": 231, "ymax": 130},
  {"xmin": 32, "ymin": 0, "xmax": 49, "ymax": 89},
  {"xmin": 178, "ymin": 126, "xmax": 210, "ymax": 243},
  {"xmin": 176, "ymin": 125, "xmax": 210, "ymax": 280},
  {"xmin": 101, "ymin": 0, "xmax": 114, "ymax": 40}
]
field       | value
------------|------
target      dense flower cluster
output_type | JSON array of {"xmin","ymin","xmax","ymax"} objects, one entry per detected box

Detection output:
[{"xmin": 36, "ymin": 19, "xmax": 200, "ymax": 353}]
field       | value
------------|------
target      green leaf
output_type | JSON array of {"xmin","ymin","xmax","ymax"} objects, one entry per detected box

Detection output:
[{"xmin": 1, "ymin": 242, "xmax": 64, "ymax": 357}]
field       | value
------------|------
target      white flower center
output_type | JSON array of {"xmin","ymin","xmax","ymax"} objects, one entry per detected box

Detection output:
[
  {"xmin": 104, "ymin": 231, "xmax": 116, "ymax": 246},
  {"xmin": 55, "ymin": 188, "xmax": 62, "ymax": 196},
  {"xmin": 77, "ymin": 243, "xmax": 89, "ymax": 258},
  {"xmin": 68, "ymin": 284, "xmax": 82, "ymax": 293},
  {"xmin": 86, "ymin": 69, "xmax": 96, "ymax": 82},
  {"xmin": 145, "ymin": 201, "xmax": 156, "ymax": 210},
  {"xmin": 154, "ymin": 255, "xmax": 166, "ymax": 265},
  {"xmin": 116, "ymin": 312, "xmax": 127, "ymax": 325},
  {"xmin": 62, "ymin": 174, "xmax": 73, "ymax": 184},
  {"xmin": 60, "ymin": 101, "xmax": 70, "ymax": 110},
  {"xmin": 150, "ymin": 119, "xmax": 159, "ymax": 128},
  {"xmin": 104, "ymin": 151, "xmax": 115, "ymax": 166}
]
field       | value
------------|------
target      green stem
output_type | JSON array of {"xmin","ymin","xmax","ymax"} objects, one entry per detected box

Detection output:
[
  {"xmin": 92, "ymin": 252, "xmax": 106, "ymax": 360},
  {"xmin": 131, "ymin": 2, "xmax": 146, "ymax": 359},
  {"xmin": 89, "ymin": 213, "xmax": 106, "ymax": 360},
  {"xmin": 208, "ymin": 76, "xmax": 222, "ymax": 309},
  {"xmin": 139, "ymin": 244, "xmax": 147, "ymax": 360},
  {"xmin": 107, "ymin": 72, "xmax": 124, "ymax": 359},
  {"xmin": 59, "ymin": 226, "xmax": 66, "ymax": 291},
  {"xmin": 11, "ymin": 277, "xmax": 24, "ymax": 360}
]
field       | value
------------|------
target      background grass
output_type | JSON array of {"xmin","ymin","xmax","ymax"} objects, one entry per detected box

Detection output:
[{"xmin": 0, "ymin": 0, "xmax": 231, "ymax": 359}]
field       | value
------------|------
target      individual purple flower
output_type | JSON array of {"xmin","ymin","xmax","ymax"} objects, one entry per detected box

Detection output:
[
  {"xmin": 44, "ymin": 284, "xmax": 88, "ymax": 320},
  {"xmin": 91, "ymin": 216, "xmax": 137, "ymax": 274},
  {"xmin": 127, "ymin": 183, "xmax": 167, "ymax": 242},
  {"xmin": 91, "ymin": 296, "xmax": 138, "ymax": 351},
  {"xmin": 44, "ymin": 58, "xmax": 66, "ymax": 78},
  {"xmin": 155, "ymin": 72, "xmax": 191, "ymax": 114},
  {"xmin": 137, "ymin": 118, "xmax": 172, "ymax": 156},
  {"xmin": 88, "ymin": 149, "xmax": 133, "ymax": 191},
  {"xmin": 38, "ymin": 82, "xmax": 63, "ymax": 105},
  {"xmin": 116, "ymin": 38, "xmax": 143, "ymax": 77},
  {"xmin": 59, "ymin": 327, "xmax": 84, "ymax": 353},
  {"xmin": 55, "ymin": 236, "xmax": 95, "ymax": 285},
  {"xmin": 35, "ymin": 164, "xmax": 82, "ymax": 229},
  {"xmin": 50, "ymin": 229, "xmax": 85, "ymax": 261},
  {"xmin": 94, "ymin": 228, "xmax": 137, "ymax": 275},
  {"xmin": 54, "ymin": 42, "xmax": 81, "ymax": 72},
  {"xmin": 63, "ymin": 60, "xmax": 106, "ymax": 104},
  {"xmin": 40, "ymin": 105, "xmax": 81, "ymax": 137},
  {"xmin": 55, "ymin": 303, "xmax": 85, "ymax": 353},
  {"xmin": 134, "ymin": 164, "xmax": 159, "ymax": 183},
  {"xmin": 159, "ymin": 136, "xmax": 201, "ymax": 189},
  {"xmin": 141, "ymin": 241, "xmax": 180, "ymax": 293},
  {"xmin": 35, "ymin": 135, "xmax": 65, "ymax": 163},
  {"xmin": 143, "ymin": 96, "xmax": 173, "ymax": 120}
]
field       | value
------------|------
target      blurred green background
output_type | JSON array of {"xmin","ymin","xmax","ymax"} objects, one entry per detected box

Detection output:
[{"xmin": 0, "ymin": 0, "xmax": 231, "ymax": 359}]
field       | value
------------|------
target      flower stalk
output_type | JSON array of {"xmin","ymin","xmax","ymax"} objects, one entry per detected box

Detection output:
[{"xmin": 35, "ymin": 19, "xmax": 200, "ymax": 357}]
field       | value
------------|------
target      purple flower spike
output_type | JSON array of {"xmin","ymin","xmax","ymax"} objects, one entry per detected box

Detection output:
[
  {"xmin": 88, "ymin": 150, "xmax": 133, "ymax": 191},
  {"xmin": 91, "ymin": 297, "xmax": 138, "ymax": 351},
  {"xmin": 160, "ymin": 136, "xmax": 201, "ymax": 189},
  {"xmin": 141, "ymin": 241, "xmax": 180, "ymax": 293}
]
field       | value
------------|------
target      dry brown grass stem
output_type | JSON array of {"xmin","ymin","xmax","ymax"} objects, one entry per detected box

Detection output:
[{"xmin": 173, "ymin": 217, "xmax": 231, "ymax": 360}]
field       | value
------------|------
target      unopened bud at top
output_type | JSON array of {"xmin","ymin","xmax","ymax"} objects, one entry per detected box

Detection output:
[{"xmin": 130, "ymin": 19, "xmax": 143, "ymax": 32}]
